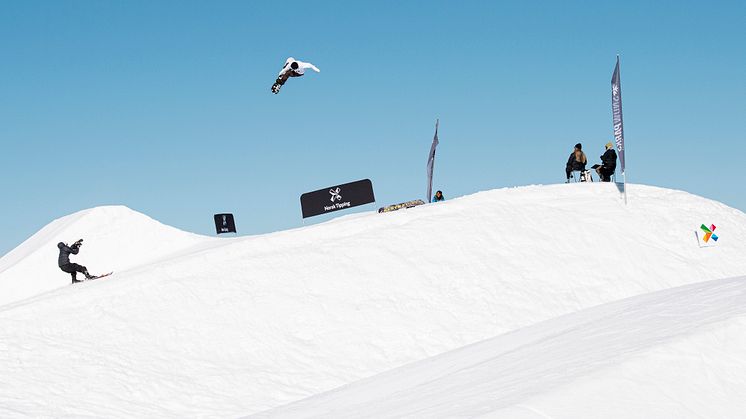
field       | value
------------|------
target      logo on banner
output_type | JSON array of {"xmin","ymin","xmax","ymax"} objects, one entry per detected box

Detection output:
[
  {"xmin": 324, "ymin": 189, "xmax": 351, "ymax": 211},
  {"xmin": 700, "ymin": 224, "xmax": 718, "ymax": 243},
  {"xmin": 330, "ymin": 187, "xmax": 342, "ymax": 202},
  {"xmin": 612, "ymin": 84, "xmax": 619, "ymax": 97}
]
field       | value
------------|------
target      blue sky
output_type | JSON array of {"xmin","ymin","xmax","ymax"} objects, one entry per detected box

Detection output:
[{"xmin": 1, "ymin": 0, "xmax": 744, "ymax": 256}]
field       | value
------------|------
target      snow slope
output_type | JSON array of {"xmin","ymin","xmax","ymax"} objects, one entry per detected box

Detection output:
[
  {"xmin": 0, "ymin": 205, "xmax": 209, "ymax": 306},
  {"xmin": 1, "ymin": 183, "xmax": 745, "ymax": 417},
  {"xmin": 256, "ymin": 275, "xmax": 746, "ymax": 419}
]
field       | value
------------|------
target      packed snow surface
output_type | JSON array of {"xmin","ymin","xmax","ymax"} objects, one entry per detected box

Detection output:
[
  {"xmin": 1, "ymin": 183, "xmax": 745, "ymax": 417},
  {"xmin": 256, "ymin": 275, "xmax": 746, "ymax": 418}
]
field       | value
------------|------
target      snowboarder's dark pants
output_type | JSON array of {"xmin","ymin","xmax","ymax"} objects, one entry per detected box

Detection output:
[
  {"xmin": 598, "ymin": 167, "xmax": 614, "ymax": 182},
  {"xmin": 60, "ymin": 263, "xmax": 88, "ymax": 282},
  {"xmin": 274, "ymin": 70, "xmax": 303, "ymax": 87}
]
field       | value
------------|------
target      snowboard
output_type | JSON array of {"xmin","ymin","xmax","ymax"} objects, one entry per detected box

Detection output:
[
  {"xmin": 271, "ymin": 75, "xmax": 288, "ymax": 94},
  {"xmin": 271, "ymin": 71, "xmax": 297, "ymax": 94},
  {"xmin": 77, "ymin": 272, "xmax": 113, "ymax": 282},
  {"xmin": 378, "ymin": 199, "xmax": 426, "ymax": 213}
]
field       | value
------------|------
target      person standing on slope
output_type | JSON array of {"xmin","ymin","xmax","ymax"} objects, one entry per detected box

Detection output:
[
  {"xmin": 271, "ymin": 57, "xmax": 320, "ymax": 94},
  {"xmin": 433, "ymin": 190, "xmax": 445, "ymax": 202},
  {"xmin": 565, "ymin": 143, "xmax": 588, "ymax": 182},
  {"xmin": 58, "ymin": 239, "xmax": 93, "ymax": 283}
]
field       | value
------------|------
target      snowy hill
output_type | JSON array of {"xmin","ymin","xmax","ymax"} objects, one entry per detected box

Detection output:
[
  {"xmin": 1, "ymin": 183, "xmax": 745, "ymax": 417},
  {"xmin": 255, "ymin": 275, "xmax": 746, "ymax": 418},
  {"xmin": 0, "ymin": 205, "xmax": 208, "ymax": 307}
]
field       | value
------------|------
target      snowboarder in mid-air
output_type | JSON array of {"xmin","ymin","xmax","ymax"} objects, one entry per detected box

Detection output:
[
  {"xmin": 58, "ymin": 239, "xmax": 93, "ymax": 283},
  {"xmin": 271, "ymin": 57, "xmax": 320, "ymax": 94}
]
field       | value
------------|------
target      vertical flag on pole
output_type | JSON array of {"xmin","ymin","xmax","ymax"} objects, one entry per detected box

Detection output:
[
  {"xmin": 611, "ymin": 55, "xmax": 626, "ymax": 174},
  {"xmin": 426, "ymin": 119, "xmax": 439, "ymax": 203}
]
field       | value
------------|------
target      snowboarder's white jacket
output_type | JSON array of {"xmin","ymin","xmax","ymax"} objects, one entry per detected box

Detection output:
[{"xmin": 278, "ymin": 57, "xmax": 320, "ymax": 77}]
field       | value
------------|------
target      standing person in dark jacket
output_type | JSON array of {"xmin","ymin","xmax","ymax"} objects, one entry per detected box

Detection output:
[
  {"xmin": 596, "ymin": 142, "xmax": 618, "ymax": 182},
  {"xmin": 565, "ymin": 143, "xmax": 587, "ymax": 182},
  {"xmin": 58, "ymin": 239, "xmax": 93, "ymax": 283}
]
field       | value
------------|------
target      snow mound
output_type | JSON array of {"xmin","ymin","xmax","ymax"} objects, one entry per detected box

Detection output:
[
  {"xmin": 0, "ymin": 184, "xmax": 745, "ymax": 416},
  {"xmin": 0, "ymin": 205, "xmax": 209, "ymax": 306},
  {"xmin": 255, "ymin": 275, "xmax": 746, "ymax": 419}
]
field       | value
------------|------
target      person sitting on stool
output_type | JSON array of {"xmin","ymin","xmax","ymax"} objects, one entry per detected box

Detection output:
[
  {"xmin": 596, "ymin": 142, "xmax": 617, "ymax": 182},
  {"xmin": 565, "ymin": 143, "xmax": 587, "ymax": 182}
]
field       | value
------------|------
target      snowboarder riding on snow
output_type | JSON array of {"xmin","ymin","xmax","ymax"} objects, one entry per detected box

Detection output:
[
  {"xmin": 58, "ymin": 239, "xmax": 93, "ymax": 283},
  {"xmin": 271, "ymin": 57, "xmax": 320, "ymax": 94}
]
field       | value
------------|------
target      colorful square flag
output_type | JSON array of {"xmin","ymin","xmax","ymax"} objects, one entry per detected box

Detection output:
[{"xmin": 700, "ymin": 224, "xmax": 719, "ymax": 243}]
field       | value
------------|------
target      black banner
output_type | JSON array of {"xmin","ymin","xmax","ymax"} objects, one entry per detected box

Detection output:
[
  {"xmin": 300, "ymin": 179, "xmax": 375, "ymax": 218},
  {"xmin": 214, "ymin": 213, "xmax": 237, "ymax": 234}
]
